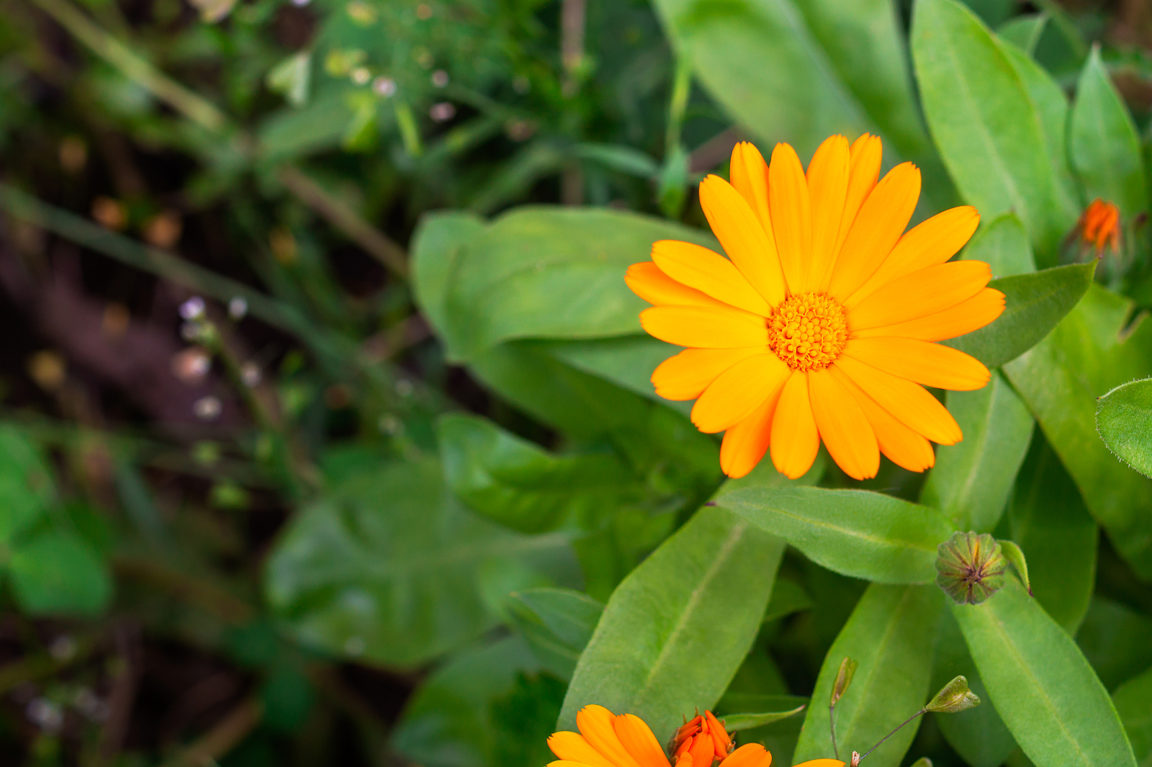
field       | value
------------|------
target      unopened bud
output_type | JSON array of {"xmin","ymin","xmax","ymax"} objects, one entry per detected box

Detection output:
[
  {"xmin": 909, "ymin": 759, "xmax": 933, "ymax": 767},
  {"xmin": 831, "ymin": 656, "xmax": 857, "ymax": 706},
  {"xmin": 671, "ymin": 711, "xmax": 732, "ymax": 767},
  {"xmin": 926, "ymin": 675, "xmax": 980, "ymax": 714},
  {"xmin": 935, "ymin": 532, "xmax": 1006, "ymax": 605}
]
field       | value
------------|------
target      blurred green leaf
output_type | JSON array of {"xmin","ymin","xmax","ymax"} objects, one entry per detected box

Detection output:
[
  {"xmin": 921, "ymin": 373, "xmax": 1034, "ymax": 531},
  {"xmin": 961, "ymin": 212, "xmax": 1036, "ymax": 277},
  {"xmin": 267, "ymin": 52, "xmax": 312, "ymax": 108},
  {"xmin": 762, "ymin": 577, "xmax": 814, "ymax": 623},
  {"xmin": 1007, "ymin": 437, "xmax": 1097, "ymax": 632},
  {"xmin": 1096, "ymin": 379, "xmax": 1152, "ymax": 480},
  {"xmin": 0, "ymin": 426, "xmax": 54, "ymax": 545},
  {"xmin": 1004, "ymin": 285, "xmax": 1152, "ymax": 579},
  {"xmin": 1113, "ymin": 666, "xmax": 1152, "ymax": 766},
  {"xmin": 265, "ymin": 457, "xmax": 579, "ymax": 669},
  {"xmin": 913, "ymin": 0, "xmax": 1076, "ymax": 255},
  {"xmin": 558, "ymin": 506, "xmax": 784, "ymax": 739},
  {"xmin": 7, "ymin": 531, "xmax": 112, "ymax": 616},
  {"xmin": 437, "ymin": 413, "xmax": 634, "ymax": 534},
  {"xmin": 715, "ymin": 487, "xmax": 954, "ymax": 584},
  {"xmin": 1070, "ymin": 47, "xmax": 1148, "ymax": 219},
  {"xmin": 998, "ymin": 14, "xmax": 1049, "ymax": 55},
  {"xmin": 794, "ymin": 585, "xmax": 942, "ymax": 764},
  {"xmin": 952, "ymin": 580, "xmax": 1137, "ymax": 767},
  {"xmin": 507, "ymin": 588, "xmax": 603, "ymax": 680},
  {"xmin": 948, "ymin": 262, "xmax": 1096, "ymax": 368},
  {"xmin": 1077, "ymin": 598, "xmax": 1152, "ymax": 691}
]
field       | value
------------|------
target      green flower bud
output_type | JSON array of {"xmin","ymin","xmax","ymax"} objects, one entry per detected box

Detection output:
[
  {"xmin": 830, "ymin": 656, "xmax": 857, "ymax": 706},
  {"xmin": 926, "ymin": 675, "xmax": 981, "ymax": 714},
  {"xmin": 935, "ymin": 532, "xmax": 1007, "ymax": 605}
]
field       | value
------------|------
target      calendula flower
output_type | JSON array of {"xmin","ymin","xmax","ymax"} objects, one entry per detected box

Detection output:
[
  {"xmin": 626, "ymin": 136, "xmax": 1003, "ymax": 479},
  {"xmin": 547, "ymin": 705, "xmax": 844, "ymax": 767},
  {"xmin": 1077, "ymin": 198, "xmax": 1121, "ymax": 254}
]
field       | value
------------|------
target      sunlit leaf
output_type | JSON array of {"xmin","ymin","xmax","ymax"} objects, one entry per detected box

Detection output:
[{"xmin": 1096, "ymin": 378, "xmax": 1152, "ymax": 480}]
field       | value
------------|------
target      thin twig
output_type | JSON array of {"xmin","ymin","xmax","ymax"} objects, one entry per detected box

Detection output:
[{"xmin": 159, "ymin": 697, "xmax": 263, "ymax": 767}]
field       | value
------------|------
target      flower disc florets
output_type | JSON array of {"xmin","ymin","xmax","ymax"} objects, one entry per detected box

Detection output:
[{"xmin": 767, "ymin": 292, "xmax": 849, "ymax": 371}]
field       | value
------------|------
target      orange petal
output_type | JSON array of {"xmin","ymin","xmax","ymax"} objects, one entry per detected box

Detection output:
[
  {"xmin": 832, "ymin": 366, "xmax": 936, "ymax": 472},
  {"xmin": 805, "ymin": 135, "xmax": 851, "ymax": 295},
  {"xmin": 729, "ymin": 141, "xmax": 772, "ymax": 234},
  {"xmin": 791, "ymin": 761, "xmax": 846, "ymax": 767},
  {"xmin": 770, "ymin": 372, "xmax": 820, "ymax": 479},
  {"xmin": 819, "ymin": 133, "xmax": 882, "ymax": 290},
  {"xmin": 844, "ymin": 338, "xmax": 991, "ymax": 391},
  {"xmin": 651, "ymin": 240, "xmax": 771, "ymax": 315},
  {"xmin": 613, "ymin": 714, "xmax": 672, "ymax": 767},
  {"xmin": 834, "ymin": 356, "xmax": 962, "ymax": 445},
  {"xmin": 827, "ymin": 162, "xmax": 921, "ymax": 300},
  {"xmin": 847, "ymin": 206, "xmax": 980, "ymax": 305},
  {"xmin": 809, "ymin": 368, "xmax": 880, "ymax": 480},
  {"xmin": 768, "ymin": 142, "xmax": 813, "ymax": 293},
  {"xmin": 720, "ymin": 384, "xmax": 786, "ymax": 478},
  {"xmin": 652, "ymin": 347, "xmax": 766, "ymax": 401},
  {"xmin": 699, "ymin": 174, "xmax": 787, "ymax": 306},
  {"xmin": 576, "ymin": 706, "xmax": 643, "ymax": 767},
  {"xmin": 549, "ymin": 732, "xmax": 620, "ymax": 767},
  {"xmin": 625, "ymin": 262, "xmax": 720, "ymax": 308},
  {"xmin": 718, "ymin": 744, "xmax": 772, "ymax": 767},
  {"xmin": 640, "ymin": 305, "xmax": 769, "ymax": 348},
  {"xmin": 852, "ymin": 288, "xmax": 1005, "ymax": 342},
  {"xmin": 847, "ymin": 261, "xmax": 991, "ymax": 330},
  {"xmin": 692, "ymin": 353, "xmax": 789, "ymax": 433}
]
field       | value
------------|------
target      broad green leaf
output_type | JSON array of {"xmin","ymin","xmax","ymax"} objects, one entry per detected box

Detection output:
[
  {"xmin": 961, "ymin": 212, "xmax": 1036, "ymax": 277},
  {"xmin": 651, "ymin": 0, "xmax": 935, "ymax": 170},
  {"xmin": 948, "ymin": 262, "xmax": 1096, "ymax": 368},
  {"xmin": 1113, "ymin": 666, "xmax": 1152, "ymax": 766},
  {"xmin": 411, "ymin": 211, "xmax": 485, "ymax": 336},
  {"xmin": 437, "ymin": 413, "xmax": 634, "ymax": 533},
  {"xmin": 8, "ymin": 531, "xmax": 112, "ymax": 615},
  {"xmin": 721, "ymin": 702, "xmax": 807, "ymax": 733},
  {"xmin": 391, "ymin": 637, "xmax": 560, "ymax": 767},
  {"xmin": 1004, "ymin": 285, "xmax": 1152, "ymax": 579},
  {"xmin": 558, "ymin": 506, "xmax": 784, "ymax": 738},
  {"xmin": 998, "ymin": 14, "xmax": 1049, "ymax": 55},
  {"xmin": 265, "ymin": 457, "xmax": 579, "ymax": 669},
  {"xmin": 920, "ymin": 373, "xmax": 1033, "ymax": 531},
  {"xmin": 913, "ymin": 0, "xmax": 1075, "ymax": 254},
  {"xmin": 762, "ymin": 577, "xmax": 814, "ymax": 623},
  {"xmin": 715, "ymin": 487, "xmax": 954, "ymax": 584},
  {"xmin": 1096, "ymin": 378, "xmax": 1152, "ymax": 479},
  {"xmin": 794, "ymin": 585, "xmax": 942, "ymax": 765},
  {"xmin": 1007, "ymin": 437, "xmax": 1097, "ymax": 632},
  {"xmin": 507, "ymin": 588, "xmax": 603, "ymax": 680},
  {"xmin": 1070, "ymin": 47, "xmax": 1149, "ymax": 219},
  {"xmin": 952, "ymin": 580, "xmax": 1137, "ymax": 767},
  {"xmin": 0, "ymin": 426, "xmax": 54, "ymax": 545},
  {"xmin": 1077, "ymin": 598, "xmax": 1152, "ymax": 691}
]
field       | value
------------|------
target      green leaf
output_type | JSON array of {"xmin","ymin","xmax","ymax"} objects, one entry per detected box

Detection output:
[
  {"xmin": 558, "ymin": 506, "xmax": 784, "ymax": 738},
  {"xmin": 961, "ymin": 212, "xmax": 1036, "ymax": 277},
  {"xmin": 1096, "ymin": 378, "xmax": 1152, "ymax": 479},
  {"xmin": 998, "ymin": 14, "xmax": 1049, "ymax": 55},
  {"xmin": 948, "ymin": 262, "xmax": 1096, "ymax": 368},
  {"xmin": 8, "ymin": 531, "xmax": 112, "ymax": 616},
  {"xmin": 1004, "ymin": 285, "xmax": 1152, "ymax": 578},
  {"xmin": 951, "ymin": 580, "xmax": 1138, "ymax": 767},
  {"xmin": 650, "ymin": 0, "xmax": 935, "ymax": 170},
  {"xmin": 437, "ymin": 414, "xmax": 634, "ymax": 533},
  {"xmin": 715, "ymin": 487, "xmax": 954, "ymax": 584},
  {"xmin": 1113, "ymin": 666, "xmax": 1152, "ymax": 766},
  {"xmin": 411, "ymin": 210, "xmax": 485, "ymax": 336},
  {"xmin": 793, "ymin": 585, "xmax": 942, "ymax": 764},
  {"xmin": 721, "ymin": 702, "xmax": 807, "ymax": 733},
  {"xmin": 0, "ymin": 426, "xmax": 55, "ymax": 545},
  {"xmin": 1007, "ymin": 437, "xmax": 1097, "ymax": 632},
  {"xmin": 267, "ymin": 52, "xmax": 312, "ymax": 107},
  {"xmin": 1070, "ymin": 47, "xmax": 1149, "ymax": 219},
  {"xmin": 1077, "ymin": 598, "xmax": 1152, "ymax": 691},
  {"xmin": 507, "ymin": 588, "xmax": 603, "ymax": 680},
  {"xmin": 920, "ymin": 373, "xmax": 1034, "ymax": 531},
  {"xmin": 265, "ymin": 457, "xmax": 579, "ymax": 669},
  {"xmin": 913, "ymin": 0, "xmax": 1075, "ymax": 254}
]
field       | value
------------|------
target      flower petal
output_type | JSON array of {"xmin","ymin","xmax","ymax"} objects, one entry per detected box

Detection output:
[
  {"xmin": 651, "ymin": 240, "xmax": 771, "ymax": 315},
  {"xmin": 847, "ymin": 261, "xmax": 991, "ymax": 330},
  {"xmin": 770, "ymin": 372, "xmax": 820, "ymax": 479},
  {"xmin": 834, "ymin": 356, "xmax": 962, "ymax": 445},
  {"xmin": 699, "ymin": 174, "xmax": 787, "ymax": 305},
  {"xmin": 809, "ymin": 368, "xmax": 880, "ymax": 480},
  {"xmin": 718, "ymin": 743, "xmax": 772, "ymax": 767},
  {"xmin": 652, "ymin": 347, "xmax": 765, "ymax": 401},
  {"xmin": 847, "ymin": 205, "xmax": 980, "ymax": 305},
  {"xmin": 625, "ymin": 262, "xmax": 720, "ymax": 308},
  {"xmin": 729, "ymin": 141, "xmax": 772, "ymax": 233},
  {"xmin": 692, "ymin": 353, "xmax": 789, "ymax": 433},
  {"xmin": 791, "ymin": 761, "xmax": 846, "ymax": 767},
  {"xmin": 641, "ymin": 305, "xmax": 769, "ymax": 348},
  {"xmin": 768, "ymin": 142, "xmax": 813, "ymax": 293},
  {"xmin": 827, "ymin": 162, "xmax": 922, "ymax": 300},
  {"xmin": 820, "ymin": 133, "xmax": 882, "ymax": 289},
  {"xmin": 852, "ymin": 288, "xmax": 1005, "ymax": 342},
  {"xmin": 844, "ymin": 338, "xmax": 991, "ymax": 391},
  {"xmin": 718, "ymin": 374, "xmax": 789, "ymax": 478},
  {"xmin": 806, "ymin": 135, "xmax": 851, "ymax": 295},
  {"xmin": 613, "ymin": 714, "xmax": 672, "ymax": 767},
  {"xmin": 576, "ymin": 706, "xmax": 643, "ymax": 767},
  {"xmin": 549, "ymin": 732, "xmax": 620, "ymax": 767},
  {"xmin": 832, "ymin": 366, "xmax": 936, "ymax": 472}
]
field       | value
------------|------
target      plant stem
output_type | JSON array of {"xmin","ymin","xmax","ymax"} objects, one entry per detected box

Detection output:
[{"xmin": 856, "ymin": 709, "xmax": 926, "ymax": 763}]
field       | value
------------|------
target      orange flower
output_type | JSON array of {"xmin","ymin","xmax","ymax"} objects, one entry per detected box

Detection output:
[
  {"xmin": 547, "ymin": 705, "xmax": 843, "ymax": 767},
  {"xmin": 1078, "ymin": 198, "xmax": 1121, "ymax": 254},
  {"xmin": 626, "ymin": 136, "xmax": 1003, "ymax": 480}
]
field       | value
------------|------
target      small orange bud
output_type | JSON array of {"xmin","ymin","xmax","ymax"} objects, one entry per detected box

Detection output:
[
  {"xmin": 672, "ymin": 711, "xmax": 734, "ymax": 767},
  {"xmin": 1078, "ymin": 199, "xmax": 1121, "ymax": 254}
]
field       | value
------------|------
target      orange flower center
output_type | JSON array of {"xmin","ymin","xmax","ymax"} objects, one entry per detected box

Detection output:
[{"xmin": 766, "ymin": 292, "xmax": 848, "ymax": 371}]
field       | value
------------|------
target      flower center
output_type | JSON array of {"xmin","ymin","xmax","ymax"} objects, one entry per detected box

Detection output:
[{"xmin": 766, "ymin": 292, "xmax": 848, "ymax": 371}]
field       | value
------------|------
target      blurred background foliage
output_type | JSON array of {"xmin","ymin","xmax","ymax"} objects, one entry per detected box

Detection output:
[{"xmin": 2, "ymin": 0, "xmax": 1152, "ymax": 765}]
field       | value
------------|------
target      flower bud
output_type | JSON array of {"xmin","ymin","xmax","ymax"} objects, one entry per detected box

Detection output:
[
  {"xmin": 935, "ymin": 532, "xmax": 1006, "ymax": 605},
  {"xmin": 671, "ymin": 711, "xmax": 732, "ymax": 767},
  {"xmin": 830, "ymin": 656, "xmax": 857, "ymax": 707},
  {"xmin": 925, "ymin": 675, "xmax": 981, "ymax": 714}
]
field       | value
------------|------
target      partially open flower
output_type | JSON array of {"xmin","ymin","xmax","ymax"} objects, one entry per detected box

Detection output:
[
  {"xmin": 1078, "ymin": 198, "xmax": 1121, "ymax": 255},
  {"xmin": 672, "ymin": 711, "xmax": 733, "ymax": 766}
]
